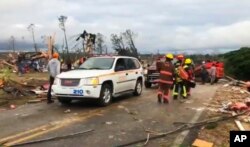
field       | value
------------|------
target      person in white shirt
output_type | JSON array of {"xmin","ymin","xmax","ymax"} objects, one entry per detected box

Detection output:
[{"xmin": 47, "ymin": 53, "xmax": 60, "ymax": 104}]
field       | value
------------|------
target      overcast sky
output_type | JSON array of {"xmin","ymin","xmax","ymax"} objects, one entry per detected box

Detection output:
[{"xmin": 1, "ymin": 0, "xmax": 250, "ymax": 53}]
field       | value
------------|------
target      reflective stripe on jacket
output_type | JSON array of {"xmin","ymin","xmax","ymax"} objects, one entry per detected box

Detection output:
[{"xmin": 158, "ymin": 61, "xmax": 174, "ymax": 86}]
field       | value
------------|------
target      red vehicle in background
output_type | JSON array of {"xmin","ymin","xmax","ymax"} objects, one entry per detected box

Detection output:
[
  {"xmin": 194, "ymin": 61, "xmax": 224, "ymax": 82},
  {"xmin": 144, "ymin": 56, "xmax": 167, "ymax": 88}
]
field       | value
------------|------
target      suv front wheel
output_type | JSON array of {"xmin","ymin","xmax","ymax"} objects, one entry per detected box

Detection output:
[
  {"xmin": 133, "ymin": 79, "xmax": 142, "ymax": 96},
  {"xmin": 99, "ymin": 83, "xmax": 112, "ymax": 106}
]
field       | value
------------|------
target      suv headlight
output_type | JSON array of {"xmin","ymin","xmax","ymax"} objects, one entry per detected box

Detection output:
[
  {"xmin": 53, "ymin": 77, "xmax": 60, "ymax": 85},
  {"xmin": 84, "ymin": 77, "xmax": 99, "ymax": 85}
]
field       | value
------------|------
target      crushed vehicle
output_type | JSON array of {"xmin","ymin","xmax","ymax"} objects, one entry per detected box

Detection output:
[
  {"xmin": 52, "ymin": 56, "xmax": 144, "ymax": 106},
  {"xmin": 194, "ymin": 61, "xmax": 224, "ymax": 82}
]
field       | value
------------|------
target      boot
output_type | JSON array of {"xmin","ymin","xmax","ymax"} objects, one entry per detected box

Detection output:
[
  {"xmin": 157, "ymin": 94, "xmax": 162, "ymax": 103},
  {"xmin": 163, "ymin": 99, "xmax": 169, "ymax": 104}
]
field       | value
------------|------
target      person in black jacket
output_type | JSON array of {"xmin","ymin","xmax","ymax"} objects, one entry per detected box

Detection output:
[{"xmin": 200, "ymin": 61, "xmax": 208, "ymax": 84}]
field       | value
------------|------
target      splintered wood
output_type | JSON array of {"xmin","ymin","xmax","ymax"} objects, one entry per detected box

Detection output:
[{"xmin": 192, "ymin": 139, "xmax": 213, "ymax": 147}]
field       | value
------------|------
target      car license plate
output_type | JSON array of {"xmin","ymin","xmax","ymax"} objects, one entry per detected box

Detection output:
[{"xmin": 73, "ymin": 89, "xmax": 84, "ymax": 96}]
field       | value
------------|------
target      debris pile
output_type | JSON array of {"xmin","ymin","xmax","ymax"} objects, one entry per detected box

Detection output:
[
  {"xmin": 0, "ymin": 74, "xmax": 49, "ymax": 108},
  {"xmin": 0, "ymin": 51, "xmax": 49, "ymax": 74},
  {"xmin": 197, "ymin": 78, "xmax": 250, "ymax": 147}
]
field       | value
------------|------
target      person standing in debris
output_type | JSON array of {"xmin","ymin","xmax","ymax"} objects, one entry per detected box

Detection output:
[
  {"xmin": 157, "ymin": 53, "xmax": 174, "ymax": 104},
  {"xmin": 47, "ymin": 53, "xmax": 60, "ymax": 104},
  {"xmin": 67, "ymin": 59, "xmax": 72, "ymax": 71},
  {"xmin": 17, "ymin": 52, "xmax": 24, "ymax": 76},
  {"xmin": 200, "ymin": 61, "xmax": 208, "ymax": 84},
  {"xmin": 209, "ymin": 63, "xmax": 217, "ymax": 85}
]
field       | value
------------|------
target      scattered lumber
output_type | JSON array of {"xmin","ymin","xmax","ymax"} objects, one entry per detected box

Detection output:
[
  {"xmin": 232, "ymin": 112, "xmax": 245, "ymax": 131},
  {"xmin": 192, "ymin": 139, "xmax": 213, "ymax": 147},
  {"xmin": 1, "ymin": 60, "xmax": 17, "ymax": 70}
]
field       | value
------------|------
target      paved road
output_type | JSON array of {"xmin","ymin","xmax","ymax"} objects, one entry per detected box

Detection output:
[{"xmin": 0, "ymin": 84, "xmax": 219, "ymax": 147}]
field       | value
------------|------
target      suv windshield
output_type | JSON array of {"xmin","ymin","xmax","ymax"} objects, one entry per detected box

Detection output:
[{"xmin": 79, "ymin": 58, "xmax": 115, "ymax": 70}]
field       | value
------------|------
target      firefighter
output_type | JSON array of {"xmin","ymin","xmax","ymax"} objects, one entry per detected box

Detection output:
[
  {"xmin": 183, "ymin": 58, "xmax": 195, "ymax": 97},
  {"xmin": 175, "ymin": 54, "xmax": 185, "ymax": 66},
  {"xmin": 173, "ymin": 62, "xmax": 188, "ymax": 100},
  {"xmin": 157, "ymin": 53, "xmax": 174, "ymax": 104}
]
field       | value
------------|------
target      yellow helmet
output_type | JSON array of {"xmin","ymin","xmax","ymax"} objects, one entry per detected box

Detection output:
[
  {"xmin": 185, "ymin": 58, "xmax": 192, "ymax": 64},
  {"xmin": 166, "ymin": 53, "xmax": 174, "ymax": 59}
]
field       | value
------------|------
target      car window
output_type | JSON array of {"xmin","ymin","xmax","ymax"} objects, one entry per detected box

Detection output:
[
  {"xmin": 79, "ymin": 58, "xmax": 114, "ymax": 70},
  {"xmin": 115, "ymin": 58, "xmax": 126, "ymax": 71},
  {"xmin": 133, "ymin": 59, "xmax": 141, "ymax": 69},
  {"xmin": 126, "ymin": 58, "xmax": 137, "ymax": 70}
]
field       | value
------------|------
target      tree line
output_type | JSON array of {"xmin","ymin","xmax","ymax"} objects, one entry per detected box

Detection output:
[{"xmin": 220, "ymin": 47, "xmax": 250, "ymax": 81}]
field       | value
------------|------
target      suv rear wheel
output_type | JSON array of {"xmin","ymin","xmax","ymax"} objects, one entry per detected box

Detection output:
[
  {"xmin": 134, "ymin": 79, "xmax": 142, "ymax": 96},
  {"xmin": 99, "ymin": 83, "xmax": 112, "ymax": 106}
]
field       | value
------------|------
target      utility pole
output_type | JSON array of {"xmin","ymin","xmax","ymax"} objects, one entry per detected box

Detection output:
[
  {"xmin": 58, "ymin": 15, "xmax": 69, "ymax": 59},
  {"xmin": 10, "ymin": 36, "xmax": 15, "ymax": 52},
  {"xmin": 105, "ymin": 46, "xmax": 108, "ymax": 54},
  {"xmin": 27, "ymin": 24, "xmax": 38, "ymax": 52}
]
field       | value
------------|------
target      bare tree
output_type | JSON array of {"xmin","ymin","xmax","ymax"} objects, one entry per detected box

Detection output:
[
  {"xmin": 110, "ymin": 34, "xmax": 125, "ymax": 51},
  {"xmin": 110, "ymin": 29, "xmax": 138, "ymax": 58},
  {"xmin": 122, "ymin": 29, "xmax": 138, "ymax": 57},
  {"xmin": 95, "ymin": 33, "xmax": 105, "ymax": 54}
]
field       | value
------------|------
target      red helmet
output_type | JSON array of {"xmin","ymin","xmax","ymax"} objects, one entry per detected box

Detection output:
[{"xmin": 176, "ymin": 54, "xmax": 184, "ymax": 60}]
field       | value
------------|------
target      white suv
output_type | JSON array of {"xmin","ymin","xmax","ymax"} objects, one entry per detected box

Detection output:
[{"xmin": 52, "ymin": 56, "xmax": 144, "ymax": 106}]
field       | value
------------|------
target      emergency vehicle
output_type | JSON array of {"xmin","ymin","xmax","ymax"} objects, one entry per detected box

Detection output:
[{"xmin": 52, "ymin": 56, "xmax": 144, "ymax": 106}]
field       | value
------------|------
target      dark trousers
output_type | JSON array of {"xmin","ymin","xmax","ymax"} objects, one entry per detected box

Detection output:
[
  {"xmin": 47, "ymin": 76, "xmax": 55, "ymax": 102},
  {"xmin": 201, "ymin": 73, "xmax": 206, "ymax": 84}
]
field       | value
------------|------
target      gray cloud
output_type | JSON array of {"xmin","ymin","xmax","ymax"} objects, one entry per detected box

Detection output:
[{"xmin": 0, "ymin": 0, "xmax": 250, "ymax": 53}]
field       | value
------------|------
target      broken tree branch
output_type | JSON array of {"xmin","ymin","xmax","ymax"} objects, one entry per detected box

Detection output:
[
  {"xmin": 2, "ymin": 61, "xmax": 16, "ymax": 69},
  {"xmin": 11, "ymin": 129, "xmax": 94, "ymax": 147},
  {"xmin": 144, "ymin": 133, "xmax": 150, "ymax": 146},
  {"xmin": 117, "ymin": 111, "xmax": 248, "ymax": 147}
]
